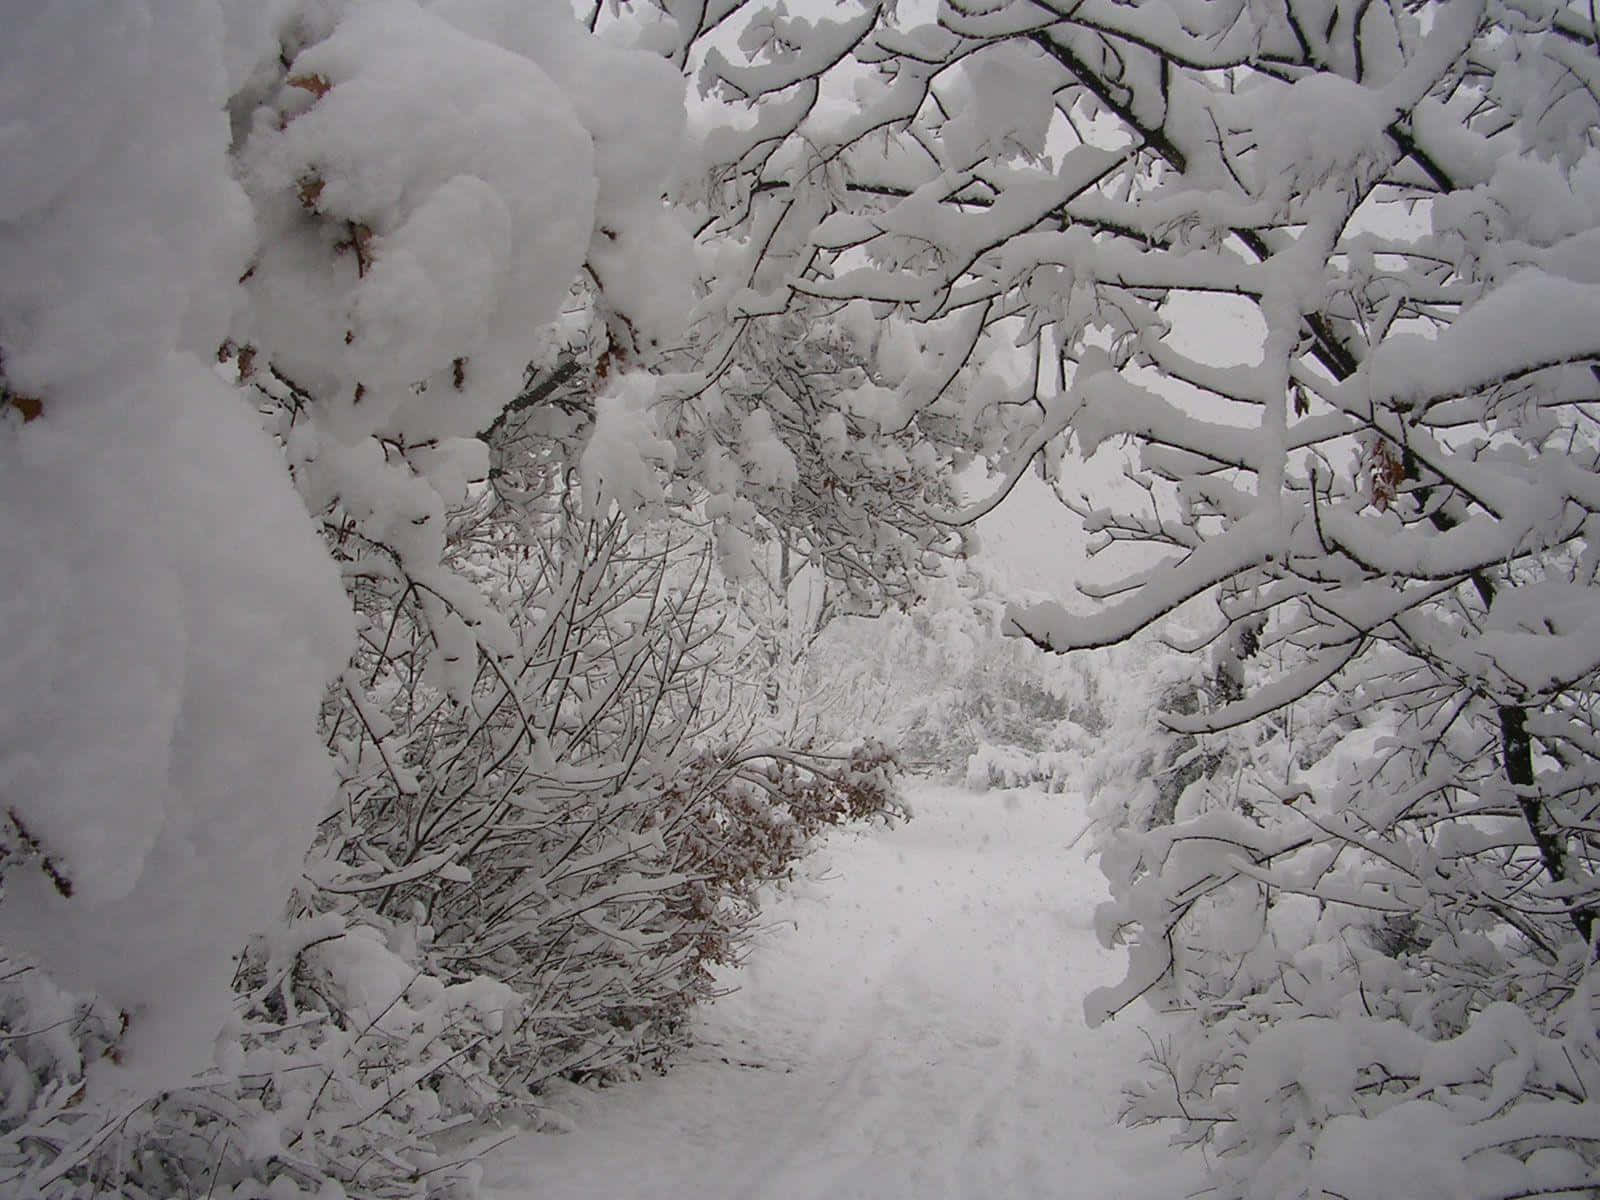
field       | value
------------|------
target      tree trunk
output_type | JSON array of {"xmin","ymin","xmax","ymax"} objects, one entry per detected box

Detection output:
[{"xmin": 1499, "ymin": 704, "xmax": 1595, "ymax": 946}]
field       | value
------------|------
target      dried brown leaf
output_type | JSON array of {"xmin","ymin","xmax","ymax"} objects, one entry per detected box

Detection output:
[
  {"xmin": 287, "ymin": 73, "xmax": 333, "ymax": 99},
  {"xmin": 297, "ymin": 174, "xmax": 325, "ymax": 211}
]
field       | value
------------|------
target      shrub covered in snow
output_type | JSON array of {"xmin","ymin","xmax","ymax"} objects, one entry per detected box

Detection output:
[
  {"xmin": 0, "ymin": 3, "xmax": 905, "ymax": 1196},
  {"xmin": 0, "ymin": 1, "xmax": 352, "ymax": 1105},
  {"xmin": 789, "ymin": 566, "xmax": 1106, "ymax": 783},
  {"xmin": 963, "ymin": 744, "xmax": 1083, "ymax": 794}
]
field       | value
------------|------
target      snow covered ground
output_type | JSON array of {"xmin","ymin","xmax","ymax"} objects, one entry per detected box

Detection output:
[{"xmin": 482, "ymin": 782, "xmax": 1198, "ymax": 1200}]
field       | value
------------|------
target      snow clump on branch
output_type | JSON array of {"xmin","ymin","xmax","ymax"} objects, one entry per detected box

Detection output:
[
  {"xmin": 0, "ymin": 0, "xmax": 698, "ymax": 1103},
  {"xmin": 0, "ymin": 2, "xmax": 351, "ymax": 1098}
]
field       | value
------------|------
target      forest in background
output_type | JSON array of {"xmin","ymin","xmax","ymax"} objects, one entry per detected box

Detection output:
[{"xmin": 3, "ymin": 0, "xmax": 1600, "ymax": 1196}]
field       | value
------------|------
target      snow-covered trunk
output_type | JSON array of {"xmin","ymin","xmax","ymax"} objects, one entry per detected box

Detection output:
[{"xmin": 1501, "ymin": 702, "xmax": 1595, "ymax": 946}]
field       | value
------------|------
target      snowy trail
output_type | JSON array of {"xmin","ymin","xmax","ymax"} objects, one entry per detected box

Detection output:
[{"xmin": 482, "ymin": 784, "xmax": 1196, "ymax": 1200}]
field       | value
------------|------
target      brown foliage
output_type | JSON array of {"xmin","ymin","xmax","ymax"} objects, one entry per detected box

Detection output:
[{"xmin": 287, "ymin": 73, "xmax": 332, "ymax": 99}]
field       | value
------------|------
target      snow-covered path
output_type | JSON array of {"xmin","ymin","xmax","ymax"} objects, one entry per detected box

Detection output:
[{"xmin": 482, "ymin": 783, "xmax": 1197, "ymax": 1200}]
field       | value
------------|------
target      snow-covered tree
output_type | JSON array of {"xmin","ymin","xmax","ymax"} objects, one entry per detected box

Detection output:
[
  {"xmin": 688, "ymin": 0, "xmax": 1600, "ymax": 1193},
  {"xmin": 21, "ymin": 0, "xmax": 1600, "ymax": 1192},
  {"xmin": 0, "ymin": 3, "xmax": 906, "ymax": 1195}
]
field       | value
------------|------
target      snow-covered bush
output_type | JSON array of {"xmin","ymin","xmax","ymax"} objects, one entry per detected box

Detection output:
[
  {"xmin": 0, "ymin": 1, "xmax": 352, "ymax": 1102},
  {"xmin": 1, "ymin": 3, "xmax": 907, "ymax": 1196},
  {"xmin": 308, "ymin": 437, "xmax": 905, "ymax": 1082},
  {"xmin": 963, "ymin": 744, "xmax": 1083, "ymax": 794},
  {"xmin": 788, "ymin": 566, "xmax": 1101, "ymax": 780},
  {"xmin": 663, "ymin": 300, "xmax": 976, "ymax": 616},
  {"xmin": 0, "ymin": 912, "xmax": 546, "ymax": 1198},
  {"xmin": 0, "ymin": 477, "xmax": 903, "ymax": 1194},
  {"xmin": 1069, "ymin": 618, "xmax": 1351, "ymax": 834},
  {"xmin": 1089, "ymin": 673, "xmax": 1600, "ymax": 1199}
]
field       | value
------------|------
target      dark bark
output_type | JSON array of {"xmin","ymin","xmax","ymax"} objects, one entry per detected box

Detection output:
[{"xmin": 1499, "ymin": 705, "xmax": 1596, "ymax": 946}]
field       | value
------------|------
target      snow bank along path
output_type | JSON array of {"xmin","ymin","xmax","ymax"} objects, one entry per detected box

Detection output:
[{"xmin": 483, "ymin": 783, "xmax": 1195, "ymax": 1199}]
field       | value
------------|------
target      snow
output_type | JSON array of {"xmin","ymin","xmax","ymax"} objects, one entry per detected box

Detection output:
[
  {"xmin": 0, "ymin": 0, "xmax": 351, "ymax": 1099},
  {"xmin": 0, "ymin": 4, "xmax": 248, "ymax": 396},
  {"xmin": 1244, "ymin": 72, "xmax": 1394, "ymax": 198},
  {"xmin": 481, "ymin": 782, "xmax": 1196, "ymax": 1200},
  {"xmin": 1353, "ymin": 272, "xmax": 1600, "ymax": 413},
  {"xmin": 937, "ymin": 42, "xmax": 1061, "ymax": 169},
  {"xmin": 3, "ymin": 0, "xmax": 697, "ymax": 1109},
  {"xmin": 9, "ymin": 0, "xmax": 1600, "ymax": 1191},
  {"xmin": 433, "ymin": 0, "xmax": 697, "ymax": 349},
  {"xmin": 241, "ymin": 0, "xmax": 599, "ymax": 441},
  {"xmin": 579, "ymin": 373, "xmax": 678, "ymax": 515},
  {"xmin": 0, "ymin": 360, "xmax": 351, "ymax": 1102},
  {"xmin": 1309, "ymin": 1100, "xmax": 1472, "ymax": 1200}
]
